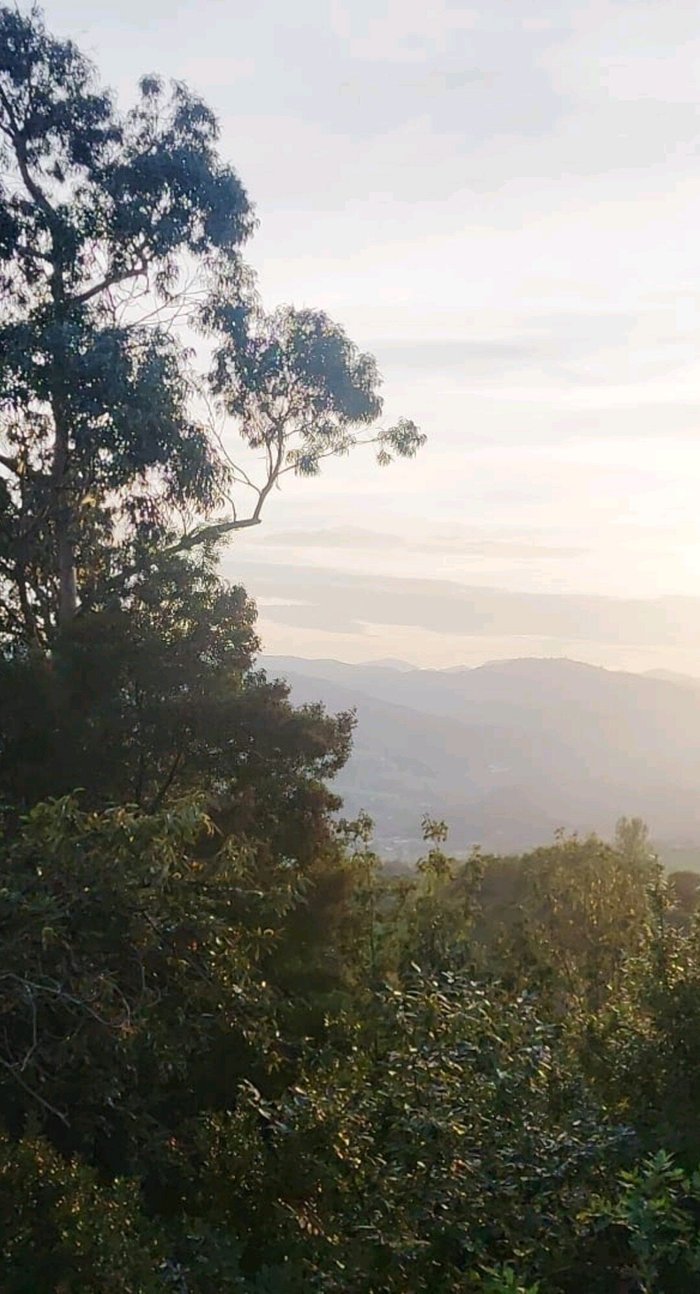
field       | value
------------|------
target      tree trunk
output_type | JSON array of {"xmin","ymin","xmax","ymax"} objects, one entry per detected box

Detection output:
[
  {"xmin": 57, "ymin": 529, "xmax": 78, "ymax": 624},
  {"xmin": 51, "ymin": 396, "xmax": 78, "ymax": 625}
]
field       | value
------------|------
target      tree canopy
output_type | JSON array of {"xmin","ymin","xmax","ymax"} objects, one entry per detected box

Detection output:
[{"xmin": 0, "ymin": 3, "xmax": 423, "ymax": 644}]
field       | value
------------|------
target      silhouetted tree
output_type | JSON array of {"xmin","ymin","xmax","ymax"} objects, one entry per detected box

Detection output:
[{"xmin": 0, "ymin": 6, "xmax": 423, "ymax": 646}]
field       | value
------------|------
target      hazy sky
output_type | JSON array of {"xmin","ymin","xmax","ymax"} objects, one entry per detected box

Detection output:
[{"xmin": 43, "ymin": 0, "xmax": 700, "ymax": 670}]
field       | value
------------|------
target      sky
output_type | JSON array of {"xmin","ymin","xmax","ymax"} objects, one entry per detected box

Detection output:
[{"xmin": 42, "ymin": 0, "xmax": 700, "ymax": 672}]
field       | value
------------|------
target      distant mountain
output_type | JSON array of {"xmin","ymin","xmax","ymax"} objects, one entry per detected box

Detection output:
[
  {"xmin": 261, "ymin": 655, "xmax": 700, "ymax": 856},
  {"xmin": 644, "ymin": 669, "xmax": 700, "ymax": 690},
  {"xmin": 359, "ymin": 657, "xmax": 415, "ymax": 672}
]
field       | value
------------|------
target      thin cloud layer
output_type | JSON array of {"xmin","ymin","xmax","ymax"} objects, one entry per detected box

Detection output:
[
  {"xmin": 225, "ymin": 559, "xmax": 700, "ymax": 649},
  {"xmin": 260, "ymin": 527, "xmax": 585, "ymax": 559}
]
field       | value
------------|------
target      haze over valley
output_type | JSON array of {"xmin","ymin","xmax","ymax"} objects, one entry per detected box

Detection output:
[{"xmin": 266, "ymin": 653, "xmax": 700, "ymax": 860}]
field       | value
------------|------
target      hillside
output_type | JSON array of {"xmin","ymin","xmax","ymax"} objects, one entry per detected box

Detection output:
[{"xmin": 262, "ymin": 655, "xmax": 700, "ymax": 855}]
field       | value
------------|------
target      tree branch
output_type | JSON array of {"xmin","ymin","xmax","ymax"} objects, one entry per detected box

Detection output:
[
  {"xmin": 0, "ymin": 1051, "xmax": 69, "ymax": 1126},
  {"xmin": 161, "ymin": 423, "xmax": 286, "ymax": 558},
  {"xmin": 163, "ymin": 513, "xmax": 263, "ymax": 556},
  {"xmin": 71, "ymin": 253, "xmax": 149, "ymax": 307},
  {"xmin": 147, "ymin": 749, "xmax": 184, "ymax": 813}
]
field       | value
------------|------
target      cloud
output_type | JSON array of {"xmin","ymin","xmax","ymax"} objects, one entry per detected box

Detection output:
[
  {"xmin": 274, "ymin": 2, "xmax": 566, "ymax": 144},
  {"xmin": 261, "ymin": 527, "xmax": 386, "ymax": 550},
  {"xmin": 223, "ymin": 559, "xmax": 700, "ymax": 648},
  {"xmin": 260, "ymin": 526, "xmax": 585, "ymax": 560},
  {"xmin": 367, "ymin": 309, "xmax": 697, "ymax": 389}
]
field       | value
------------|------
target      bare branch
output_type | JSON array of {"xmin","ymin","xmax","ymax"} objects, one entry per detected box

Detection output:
[{"xmin": 0, "ymin": 1051, "xmax": 69, "ymax": 1126}]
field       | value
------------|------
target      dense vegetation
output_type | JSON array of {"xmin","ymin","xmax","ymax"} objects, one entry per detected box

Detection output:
[{"xmin": 2, "ymin": 9, "xmax": 700, "ymax": 1291}]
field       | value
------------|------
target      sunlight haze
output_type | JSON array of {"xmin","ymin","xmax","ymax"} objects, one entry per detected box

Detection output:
[{"xmin": 43, "ymin": 0, "xmax": 700, "ymax": 670}]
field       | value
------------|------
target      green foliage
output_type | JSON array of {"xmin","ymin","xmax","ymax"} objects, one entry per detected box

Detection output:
[
  {"xmin": 482, "ymin": 832, "xmax": 655, "ymax": 1007},
  {"xmin": 207, "ymin": 302, "xmax": 425, "ymax": 479},
  {"xmin": 0, "ymin": 798, "xmax": 287, "ymax": 1165},
  {"xmin": 477, "ymin": 1269, "xmax": 540, "ymax": 1294},
  {"xmin": 214, "ymin": 973, "xmax": 620, "ymax": 1292},
  {"xmin": 614, "ymin": 815, "xmax": 656, "ymax": 867},
  {"xmin": 388, "ymin": 817, "xmax": 483, "ymax": 976},
  {"xmin": 0, "ymin": 1132, "xmax": 165, "ymax": 1293},
  {"xmin": 580, "ymin": 1150, "xmax": 700, "ymax": 1294},
  {"xmin": 3, "ymin": 794, "xmax": 700, "ymax": 1291},
  {"xmin": 582, "ymin": 887, "xmax": 700, "ymax": 1165},
  {"xmin": 0, "ymin": 555, "xmax": 353, "ymax": 829}
]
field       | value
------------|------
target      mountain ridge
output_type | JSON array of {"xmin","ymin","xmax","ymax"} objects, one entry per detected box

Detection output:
[{"xmin": 261, "ymin": 654, "xmax": 700, "ymax": 855}]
